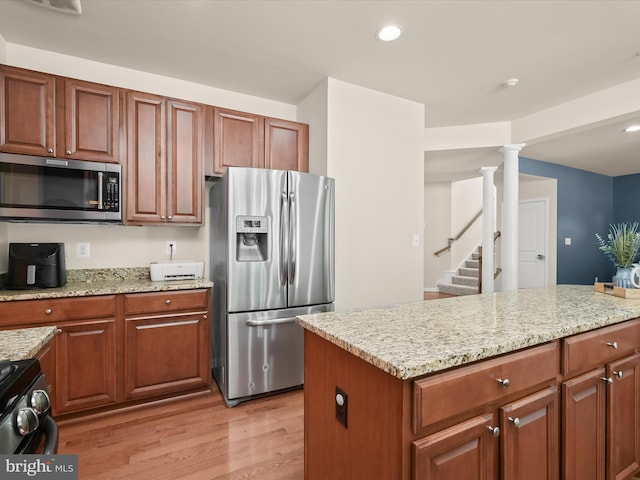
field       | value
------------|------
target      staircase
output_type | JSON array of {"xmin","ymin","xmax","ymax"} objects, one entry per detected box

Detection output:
[{"xmin": 437, "ymin": 251, "xmax": 480, "ymax": 296}]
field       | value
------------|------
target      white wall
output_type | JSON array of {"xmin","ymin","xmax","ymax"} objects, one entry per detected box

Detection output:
[
  {"xmin": 1, "ymin": 45, "xmax": 300, "ymax": 275},
  {"xmin": 424, "ymin": 182, "xmax": 451, "ymax": 290},
  {"xmin": 325, "ymin": 78, "xmax": 424, "ymax": 310},
  {"xmin": 450, "ymin": 177, "xmax": 483, "ymax": 270},
  {"xmin": 0, "ymin": 33, "xmax": 6, "ymax": 63},
  {"xmin": 297, "ymin": 80, "xmax": 328, "ymax": 177}
]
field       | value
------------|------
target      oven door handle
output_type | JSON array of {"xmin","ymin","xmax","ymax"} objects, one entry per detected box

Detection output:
[{"xmin": 41, "ymin": 415, "xmax": 59, "ymax": 454}]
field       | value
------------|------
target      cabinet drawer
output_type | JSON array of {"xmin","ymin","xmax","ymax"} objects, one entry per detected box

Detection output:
[
  {"xmin": 562, "ymin": 318, "xmax": 640, "ymax": 376},
  {"xmin": 0, "ymin": 295, "xmax": 116, "ymax": 327},
  {"xmin": 413, "ymin": 341, "xmax": 559, "ymax": 433},
  {"xmin": 124, "ymin": 289, "xmax": 209, "ymax": 315}
]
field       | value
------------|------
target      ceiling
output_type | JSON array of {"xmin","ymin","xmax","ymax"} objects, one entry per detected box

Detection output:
[{"xmin": 1, "ymin": 0, "xmax": 639, "ymax": 180}]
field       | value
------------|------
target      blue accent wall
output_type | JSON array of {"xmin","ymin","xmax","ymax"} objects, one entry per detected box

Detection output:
[
  {"xmin": 613, "ymin": 174, "xmax": 640, "ymax": 223},
  {"xmin": 519, "ymin": 157, "xmax": 615, "ymax": 284}
]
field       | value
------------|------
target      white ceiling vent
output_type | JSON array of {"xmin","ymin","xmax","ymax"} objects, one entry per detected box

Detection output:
[{"xmin": 22, "ymin": 0, "xmax": 82, "ymax": 15}]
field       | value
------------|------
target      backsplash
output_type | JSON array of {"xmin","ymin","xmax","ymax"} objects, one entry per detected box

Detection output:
[{"xmin": 66, "ymin": 268, "xmax": 150, "ymax": 283}]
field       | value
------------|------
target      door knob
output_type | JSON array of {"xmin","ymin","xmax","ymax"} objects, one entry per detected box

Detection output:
[{"xmin": 536, "ymin": 254, "xmax": 545, "ymax": 260}]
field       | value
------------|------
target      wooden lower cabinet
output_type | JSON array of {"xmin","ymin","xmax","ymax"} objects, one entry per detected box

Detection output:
[
  {"xmin": 413, "ymin": 414, "xmax": 497, "ymax": 480},
  {"xmin": 0, "ymin": 288, "xmax": 211, "ymax": 418},
  {"xmin": 55, "ymin": 318, "xmax": 117, "ymax": 415},
  {"xmin": 412, "ymin": 387, "xmax": 558, "ymax": 480},
  {"xmin": 123, "ymin": 290, "xmax": 210, "ymax": 400},
  {"xmin": 124, "ymin": 312, "xmax": 209, "ymax": 399}
]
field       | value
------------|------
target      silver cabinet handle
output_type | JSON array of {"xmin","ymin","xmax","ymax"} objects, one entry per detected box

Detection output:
[
  {"xmin": 613, "ymin": 370, "xmax": 624, "ymax": 379},
  {"xmin": 167, "ymin": 216, "xmax": 173, "ymax": 220},
  {"xmin": 602, "ymin": 377, "xmax": 613, "ymax": 384},
  {"xmin": 66, "ymin": 150, "xmax": 72, "ymax": 155},
  {"xmin": 508, "ymin": 417, "xmax": 521, "ymax": 428},
  {"xmin": 202, "ymin": 315, "xmax": 208, "ymax": 320},
  {"xmin": 47, "ymin": 148, "xmax": 53, "ymax": 154},
  {"xmin": 45, "ymin": 308, "xmax": 52, "ymax": 315},
  {"xmin": 487, "ymin": 426, "xmax": 500, "ymax": 437},
  {"xmin": 607, "ymin": 341, "xmax": 619, "ymax": 349},
  {"xmin": 165, "ymin": 299, "xmax": 171, "ymax": 305},
  {"xmin": 497, "ymin": 378, "xmax": 510, "ymax": 388},
  {"xmin": 56, "ymin": 329, "xmax": 62, "ymax": 335}
]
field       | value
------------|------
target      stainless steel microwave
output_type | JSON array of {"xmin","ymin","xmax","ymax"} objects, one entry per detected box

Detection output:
[{"xmin": 0, "ymin": 152, "xmax": 121, "ymax": 222}]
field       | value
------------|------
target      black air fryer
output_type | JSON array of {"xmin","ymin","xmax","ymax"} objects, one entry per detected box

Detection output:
[{"xmin": 7, "ymin": 243, "xmax": 67, "ymax": 289}]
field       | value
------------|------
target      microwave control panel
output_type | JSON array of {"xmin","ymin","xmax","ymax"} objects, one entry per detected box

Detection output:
[{"xmin": 103, "ymin": 173, "xmax": 120, "ymax": 211}]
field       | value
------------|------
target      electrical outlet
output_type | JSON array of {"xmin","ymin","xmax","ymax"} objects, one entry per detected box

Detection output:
[
  {"xmin": 335, "ymin": 386, "xmax": 348, "ymax": 429},
  {"xmin": 165, "ymin": 241, "xmax": 177, "ymax": 256},
  {"xmin": 76, "ymin": 242, "xmax": 90, "ymax": 258}
]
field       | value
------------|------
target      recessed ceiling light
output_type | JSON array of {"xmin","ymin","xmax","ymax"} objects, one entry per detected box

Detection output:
[
  {"xmin": 624, "ymin": 125, "xmax": 640, "ymax": 132},
  {"xmin": 503, "ymin": 78, "xmax": 519, "ymax": 87},
  {"xmin": 377, "ymin": 25, "xmax": 402, "ymax": 42}
]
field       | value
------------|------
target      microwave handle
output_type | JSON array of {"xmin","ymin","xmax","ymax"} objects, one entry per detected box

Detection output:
[{"xmin": 97, "ymin": 172, "xmax": 103, "ymax": 210}]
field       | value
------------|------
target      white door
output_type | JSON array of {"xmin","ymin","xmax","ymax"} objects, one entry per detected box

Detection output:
[{"xmin": 518, "ymin": 200, "xmax": 547, "ymax": 288}]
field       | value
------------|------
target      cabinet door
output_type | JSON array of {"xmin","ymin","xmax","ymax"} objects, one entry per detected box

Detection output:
[
  {"xmin": 62, "ymin": 78, "xmax": 120, "ymax": 163},
  {"xmin": 211, "ymin": 107, "xmax": 264, "ymax": 175},
  {"xmin": 264, "ymin": 117, "xmax": 308, "ymax": 172},
  {"xmin": 413, "ymin": 413, "xmax": 497, "ymax": 480},
  {"xmin": 0, "ymin": 66, "xmax": 55, "ymax": 156},
  {"xmin": 562, "ymin": 368, "xmax": 606, "ymax": 480},
  {"xmin": 125, "ymin": 91, "xmax": 166, "ymax": 223},
  {"xmin": 35, "ymin": 338, "xmax": 57, "ymax": 414},
  {"xmin": 607, "ymin": 353, "xmax": 640, "ymax": 480},
  {"xmin": 166, "ymin": 99, "xmax": 203, "ymax": 224},
  {"xmin": 124, "ymin": 312, "xmax": 209, "ymax": 400},
  {"xmin": 55, "ymin": 318, "xmax": 118, "ymax": 414},
  {"xmin": 500, "ymin": 386, "xmax": 559, "ymax": 480}
]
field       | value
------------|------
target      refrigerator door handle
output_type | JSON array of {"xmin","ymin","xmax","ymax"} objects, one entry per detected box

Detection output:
[
  {"xmin": 245, "ymin": 317, "xmax": 298, "ymax": 327},
  {"xmin": 288, "ymin": 191, "xmax": 296, "ymax": 285},
  {"xmin": 280, "ymin": 191, "xmax": 288, "ymax": 286}
]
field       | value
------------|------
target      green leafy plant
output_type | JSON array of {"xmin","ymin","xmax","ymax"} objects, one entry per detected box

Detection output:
[{"xmin": 595, "ymin": 222, "xmax": 640, "ymax": 268}]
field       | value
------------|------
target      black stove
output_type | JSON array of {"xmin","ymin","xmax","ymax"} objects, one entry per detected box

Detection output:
[{"xmin": 0, "ymin": 358, "xmax": 57, "ymax": 454}]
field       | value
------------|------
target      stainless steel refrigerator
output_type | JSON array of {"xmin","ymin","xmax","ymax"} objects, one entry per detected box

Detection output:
[{"xmin": 210, "ymin": 167, "xmax": 334, "ymax": 406}]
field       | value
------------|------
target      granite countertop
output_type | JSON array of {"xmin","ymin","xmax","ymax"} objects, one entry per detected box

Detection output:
[
  {"xmin": 0, "ymin": 268, "xmax": 213, "ymax": 302},
  {"xmin": 0, "ymin": 326, "xmax": 57, "ymax": 360},
  {"xmin": 297, "ymin": 285, "xmax": 640, "ymax": 380}
]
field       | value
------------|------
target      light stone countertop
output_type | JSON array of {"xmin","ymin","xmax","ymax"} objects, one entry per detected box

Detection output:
[
  {"xmin": 0, "ymin": 326, "xmax": 57, "ymax": 360},
  {"xmin": 0, "ymin": 279, "xmax": 213, "ymax": 302},
  {"xmin": 297, "ymin": 285, "xmax": 640, "ymax": 380}
]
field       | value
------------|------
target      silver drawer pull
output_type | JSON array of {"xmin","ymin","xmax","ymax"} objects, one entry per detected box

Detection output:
[
  {"xmin": 602, "ymin": 377, "xmax": 613, "ymax": 384},
  {"xmin": 487, "ymin": 426, "xmax": 500, "ymax": 437},
  {"xmin": 56, "ymin": 329, "xmax": 62, "ymax": 335},
  {"xmin": 508, "ymin": 417, "xmax": 521, "ymax": 428},
  {"xmin": 45, "ymin": 308, "xmax": 52, "ymax": 315},
  {"xmin": 607, "ymin": 341, "xmax": 619, "ymax": 349},
  {"xmin": 165, "ymin": 299, "xmax": 171, "ymax": 305},
  {"xmin": 613, "ymin": 370, "xmax": 624, "ymax": 379},
  {"xmin": 496, "ymin": 378, "xmax": 510, "ymax": 388}
]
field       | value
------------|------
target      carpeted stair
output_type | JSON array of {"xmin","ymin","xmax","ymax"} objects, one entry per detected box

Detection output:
[{"xmin": 437, "ymin": 252, "xmax": 480, "ymax": 296}]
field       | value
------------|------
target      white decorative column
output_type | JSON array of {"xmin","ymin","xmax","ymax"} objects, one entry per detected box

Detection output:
[
  {"xmin": 499, "ymin": 144, "xmax": 525, "ymax": 291},
  {"xmin": 480, "ymin": 167, "xmax": 498, "ymax": 293}
]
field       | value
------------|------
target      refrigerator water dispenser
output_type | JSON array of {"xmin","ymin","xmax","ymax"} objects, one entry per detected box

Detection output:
[{"xmin": 235, "ymin": 215, "xmax": 269, "ymax": 262}]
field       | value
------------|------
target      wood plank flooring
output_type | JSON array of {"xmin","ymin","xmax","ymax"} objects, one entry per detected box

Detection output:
[{"xmin": 58, "ymin": 387, "xmax": 304, "ymax": 480}]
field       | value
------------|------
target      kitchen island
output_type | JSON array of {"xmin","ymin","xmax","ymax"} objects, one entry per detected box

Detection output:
[{"xmin": 297, "ymin": 285, "xmax": 640, "ymax": 480}]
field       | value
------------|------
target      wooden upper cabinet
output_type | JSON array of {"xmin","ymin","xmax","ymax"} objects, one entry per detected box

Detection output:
[
  {"xmin": 265, "ymin": 117, "xmax": 309, "ymax": 172},
  {"xmin": 166, "ymin": 99, "xmax": 203, "ymax": 224},
  {"xmin": 0, "ymin": 65, "xmax": 55, "ymax": 156},
  {"xmin": 205, "ymin": 106, "xmax": 309, "ymax": 176},
  {"xmin": 125, "ymin": 90, "xmax": 166, "ymax": 224},
  {"xmin": 59, "ymin": 78, "xmax": 120, "ymax": 163},
  {"xmin": 125, "ymin": 91, "xmax": 203, "ymax": 225},
  {"xmin": 209, "ymin": 107, "xmax": 264, "ymax": 175}
]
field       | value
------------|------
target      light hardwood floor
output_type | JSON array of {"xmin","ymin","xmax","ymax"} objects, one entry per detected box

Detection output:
[{"xmin": 58, "ymin": 387, "xmax": 304, "ymax": 480}]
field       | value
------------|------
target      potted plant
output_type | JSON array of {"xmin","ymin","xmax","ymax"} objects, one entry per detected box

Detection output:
[{"xmin": 595, "ymin": 221, "xmax": 640, "ymax": 288}]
